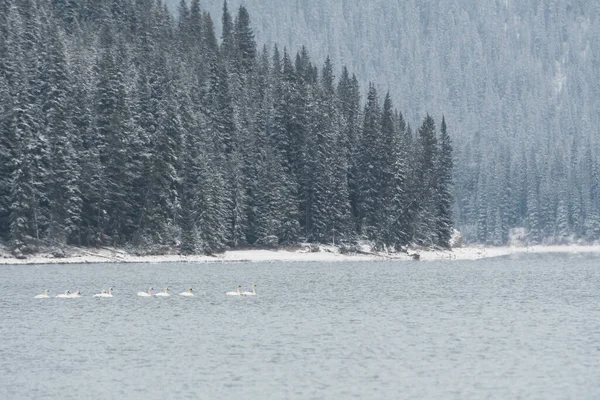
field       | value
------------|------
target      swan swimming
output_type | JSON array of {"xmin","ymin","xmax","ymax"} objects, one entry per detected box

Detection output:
[
  {"xmin": 68, "ymin": 290, "xmax": 82, "ymax": 298},
  {"xmin": 226, "ymin": 285, "xmax": 242, "ymax": 296},
  {"xmin": 56, "ymin": 290, "xmax": 72, "ymax": 298},
  {"xmin": 94, "ymin": 287, "xmax": 113, "ymax": 297},
  {"xmin": 137, "ymin": 287, "xmax": 153, "ymax": 297},
  {"xmin": 179, "ymin": 287, "xmax": 194, "ymax": 297},
  {"xmin": 241, "ymin": 284, "xmax": 257, "ymax": 296},
  {"xmin": 155, "ymin": 287, "xmax": 170, "ymax": 297},
  {"xmin": 34, "ymin": 289, "xmax": 50, "ymax": 299}
]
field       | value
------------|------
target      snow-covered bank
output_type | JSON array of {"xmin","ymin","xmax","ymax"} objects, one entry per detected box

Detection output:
[
  {"xmin": 419, "ymin": 245, "xmax": 600, "ymax": 261},
  {"xmin": 1, "ymin": 243, "xmax": 600, "ymax": 265}
]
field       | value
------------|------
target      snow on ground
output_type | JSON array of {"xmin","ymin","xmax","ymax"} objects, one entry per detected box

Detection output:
[{"xmin": 2, "ymin": 243, "xmax": 600, "ymax": 265}]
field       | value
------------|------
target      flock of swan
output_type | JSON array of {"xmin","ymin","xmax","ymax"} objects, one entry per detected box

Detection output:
[{"xmin": 33, "ymin": 284, "xmax": 257, "ymax": 298}]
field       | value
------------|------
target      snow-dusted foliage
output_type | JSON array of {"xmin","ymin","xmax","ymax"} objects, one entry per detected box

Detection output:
[
  {"xmin": 190, "ymin": 0, "xmax": 600, "ymax": 245},
  {"xmin": 0, "ymin": 0, "xmax": 454, "ymax": 253}
]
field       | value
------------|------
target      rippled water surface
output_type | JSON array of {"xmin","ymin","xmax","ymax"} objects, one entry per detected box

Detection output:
[{"xmin": 1, "ymin": 254, "xmax": 600, "ymax": 399}]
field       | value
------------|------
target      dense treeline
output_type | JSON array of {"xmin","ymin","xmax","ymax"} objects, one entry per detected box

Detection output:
[
  {"xmin": 193, "ymin": 0, "xmax": 600, "ymax": 245},
  {"xmin": 0, "ymin": 0, "xmax": 453, "ymax": 255}
]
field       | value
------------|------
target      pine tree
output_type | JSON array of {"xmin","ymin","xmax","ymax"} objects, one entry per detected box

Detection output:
[
  {"xmin": 436, "ymin": 116, "xmax": 453, "ymax": 247},
  {"xmin": 234, "ymin": 6, "xmax": 256, "ymax": 75},
  {"xmin": 196, "ymin": 152, "xmax": 227, "ymax": 254},
  {"xmin": 357, "ymin": 83, "xmax": 382, "ymax": 241},
  {"xmin": 476, "ymin": 171, "xmax": 488, "ymax": 243},
  {"xmin": 42, "ymin": 24, "xmax": 82, "ymax": 244},
  {"xmin": 20, "ymin": 0, "xmax": 50, "ymax": 240},
  {"xmin": 385, "ymin": 111, "xmax": 410, "ymax": 248},
  {"xmin": 179, "ymin": 113, "xmax": 199, "ymax": 254},
  {"xmin": 201, "ymin": 11, "xmax": 219, "ymax": 59},
  {"xmin": 189, "ymin": 0, "xmax": 202, "ymax": 43},
  {"xmin": 0, "ymin": 73, "xmax": 14, "ymax": 240},
  {"xmin": 9, "ymin": 64, "xmax": 37, "ymax": 248},
  {"xmin": 412, "ymin": 115, "xmax": 439, "ymax": 245},
  {"xmin": 337, "ymin": 70, "xmax": 361, "ymax": 232},
  {"xmin": 526, "ymin": 155, "xmax": 541, "ymax": 244},
  {"xmin": 308, "ymin": 58, "xmax": 334, "ymax": 242},
  {"xmin": 145, "ymin": 83, "xmax": 182, "ymax": 243},
  {"xmin": 220, "ymin": 0, "xmax": 234, "ymax": 60},
  {"xmin": 555, "ymin": 176, "xmax": 570, "ymax": 243}
]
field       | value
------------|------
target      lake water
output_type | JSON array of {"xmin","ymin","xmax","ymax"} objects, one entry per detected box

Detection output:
[{"xmin": 1, "ymin": 253, "xmax": 599, "ymax": 399}]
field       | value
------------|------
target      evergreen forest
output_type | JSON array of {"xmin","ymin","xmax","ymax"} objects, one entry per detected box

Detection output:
[
  {"xmin": 0, "ymin": 0, "xmax": 454, "ymax": 255},
  {"xmin": 193, "ymin": 0, "xmax": 600, "ymax": 245}
]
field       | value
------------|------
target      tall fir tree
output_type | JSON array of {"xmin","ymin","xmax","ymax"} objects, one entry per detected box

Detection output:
[
  {"xmin": 357, "ymin": 84, "xmax": 382, "ymax": 241},
  {"xmin": 436, "ymin": 116, "xmax": 454, "ymax": 247},
  {"xmin": 414, "ymin": 115, "xmax": 439, "ymax": 245}
]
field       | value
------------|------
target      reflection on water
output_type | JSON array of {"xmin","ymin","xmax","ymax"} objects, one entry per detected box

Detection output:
[{"xmin": 1, "ymin": 255, "xmax": 599, "ymax": 399}]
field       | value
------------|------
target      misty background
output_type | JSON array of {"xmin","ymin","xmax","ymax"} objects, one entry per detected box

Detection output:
[{"xmin": 173, "ymin": 0, "xmax": 600, "ymax": 243}]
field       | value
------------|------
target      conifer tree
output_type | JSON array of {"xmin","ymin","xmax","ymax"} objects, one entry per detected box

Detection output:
[
  {"xmin": 357, "ymin": 84, "xmax": 382, "ymax": 240},
  {"xmin": 234, "ymin": 6, "xmax": 256, "ymax": 75},
  {"xmin": 42, "ymin": 24, "xmax": 81, "ymax": 244},
  {"xmin": 144, "ymin": 83, "xmax": 182, "ymax": 243},
  {"xmin": 414, "ymin": 115, "xmax": 439, "ymax": 245},
  {"xmin": 337, "ymin": 69, "xmax": 361, "ymax": 230},
  {"xmin": 436, "ymin": 116, "xmax": 453, "ymax": 247},
  {"xmin": 385, "ymin": 111, "xmax": 410, "ymax": 248},
  {"xmin": 220, "ymin": 1, "xmax": 234, "ymax": 60},
  {"xmin": 0, "ymin": 74, "xmax": 14, "ymax": 240}
]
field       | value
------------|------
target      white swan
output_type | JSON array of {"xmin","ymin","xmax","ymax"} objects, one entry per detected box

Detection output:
[
  {"xmin": 155, "ymin": 287, "xmax": 170, "ymax": 297},
  {"xmin": 56, "ymin": 290, "xmax": 72, "ymax": 298},
  {"xmin": 179, "ymin": 287, "xmax": 194, "ymax": 297},
  {"xmin": 94, "ymin": 287, "xmax": 113, "ymax": 297},
  {"xmin": 137, "ymin": 287, "xmax": 153, "ymax": 297},
  {"xmin": 241, "ymin": 284, "xmax": 257, "ymax": 296},
  {"xmin": 68, "ymin": 290, "xmax": 82, "ymax": 298},
  {"xmin": 34, "ymin": 289, "xmax": 50, "ymax": 299},
  {"xmin": 226, "ymin": 285, "xmax": 242, "ymax": 296}
]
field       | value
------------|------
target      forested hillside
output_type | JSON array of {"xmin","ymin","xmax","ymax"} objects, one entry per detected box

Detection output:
[
  {"xmin": 191, "ymin": 0, "xmax": 600, "ymax": 244},
  {"xmin": 0, "ymin": 0, "xmax": 453, "ymax": 255}
]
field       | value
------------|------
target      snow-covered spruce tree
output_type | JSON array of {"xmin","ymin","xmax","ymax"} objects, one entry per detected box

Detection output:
[
  {"xmin": 476, "ymin": 168, "xmax": 488, "ymax": 244},
  {"xmin": 555, "ymin": 176, "xmax": 570, "ymax": 243},
  {"xmin": 308, "ymin": 57, "xmax": 337, "ymax": 242},
  {"xmin": 414, "ymin": 115, "xmax": 439, "ymax": 246},
  {"xmin": 262, "ymin": 47, "xmax": 301, "ymax": 244},
  {"xmin": 41, "ymin": 23, "xmax": 82, "ymax": 244},
  {"xmin": 220, "ymin": 0, "xmax": 235, "ymax": 62},
  {"xmin": 72, "ymin": 65, "xmax": 104, "ymax": 246},
  {"xmin": 0, "ymin": 5, "xmax": 12, "ymax": 237},
  {"xmin": 188, "ymin": 0, "xmax": 203, "ymax": 47},
  {"xmin": 337, "ymin": 68, "xmax": 362, "ymax": 233},
  {"xmin": 144, "ymin": 80, "xmax": 183, "ymax": 244},
  {"xmin": 19, "ymin": 0, "xmax": 51, "ymax": 240},
  {"xmin": 435, "ymin": 116, "xmax": 453, "ymax": 248},
  {"xmin": 233, "ymin": 5, "xmax": 256, "ymax": 76},
  {"xmin": 0, "ymin": 17, "xmax": 18, "ymax": 240},
  {"xmin": 378, "ymin": 93, "xmax": 401, "ymax": 249},
  {"xmin": 357, "ymin": 84, "xmax": 382, "ymax": 242},
  {"xmin": 385, "ymin": 110, "xmax": 410, "ymax": 249},
  {"xmin": 178, "ymin": 99, "xmax": 200, "ymax": 254},
  {"xmin": 0, "ymin": 75, "xmax": 13, "ymax": 241},
  {"xmin": 9, "ymin": 61, "xmax": 36, "ymax": 248},
  {"xmin": 269, "ymin": 48, "xmax": 296, "ymax": 174},
  {"xmin": 526, "ymin": 154, "xmax": 541, "ymax": 244},
  {"xmin": 496, "ymin": 149, "xmax": 512, "ymax": 243},
  {"xmin": 196, "ymin": 151, "xmax": 227, "ymax": 255},
  {"xmin": 94, "ymin": 26, "xmax": 137, "ymax": 245},
  {"xmin": 3, "ymin": 4, "xmax": 40, "ymax": 246}
]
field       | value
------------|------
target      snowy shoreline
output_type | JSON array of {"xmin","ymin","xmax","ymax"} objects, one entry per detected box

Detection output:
[{"xmin": 1, "ymin": 244, "xmax": 600, "ymax": 265}]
